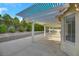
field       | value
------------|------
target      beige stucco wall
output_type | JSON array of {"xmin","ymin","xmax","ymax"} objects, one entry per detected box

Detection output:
[{"xmin": 75, "ymin": 12, "xmax": 79, "ymax": 55}]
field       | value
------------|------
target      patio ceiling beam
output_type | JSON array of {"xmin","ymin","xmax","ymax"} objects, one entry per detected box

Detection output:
[
  {"xmin": 24, "ymin": 11, "xmax": 59, "ymax": 24},
  {"xmin": 29, "ymin": 10, "xmax": 59, "ymax": 20}
]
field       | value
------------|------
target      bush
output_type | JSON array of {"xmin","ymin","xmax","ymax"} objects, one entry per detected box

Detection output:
[
  {"xmin": 26, "ymin": 28, "xmax": 31, "ymax": 31},
  {"xmin": 34, "ymin": 24, "xmax": 44, "ymax": 31},
  {"xmin": 0, "ymin": 24, "xmax": 7, "ymax": 33},
  {"xmin": 18, "ymin": 26, "xmax": 25, "ymax": 32},
  {"xmin": 9, "ymin": 26, "xmax": 16, "ymax": 33},
  {"xmin": 26, "ymin": 23, "xmax": 32, "ymax": 31}
]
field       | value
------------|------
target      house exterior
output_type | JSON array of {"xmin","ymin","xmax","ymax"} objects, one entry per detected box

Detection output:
[{"xmin": 60, "ymin": 3, "xmax": 79, "ymax": 56}]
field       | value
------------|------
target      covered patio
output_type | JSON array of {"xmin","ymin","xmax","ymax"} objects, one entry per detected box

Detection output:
[
  {"xmin": 17, "ymin": 3, "xmax": 67, "ymax": 41},
  {"xmin": 16, "ymin": 3, "xmax": 68, "ymax": 56},
  {"xmin": 0, "ymin": 3, "xmax": 69, "ymax": 56}
]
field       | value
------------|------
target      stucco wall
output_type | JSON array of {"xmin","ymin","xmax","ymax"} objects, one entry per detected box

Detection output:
[{"xmin": 75, "ymin": 12, "xmax": 79, "ymax": 55}]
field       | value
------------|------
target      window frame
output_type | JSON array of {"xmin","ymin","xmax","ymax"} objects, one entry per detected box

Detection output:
[{"xmin": 64, "ymin": 13, "xmax": 75, "ymax": 43}]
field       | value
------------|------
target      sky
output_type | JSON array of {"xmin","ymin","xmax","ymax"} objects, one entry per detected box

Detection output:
[{"xmin": 0, "ymin": 3, "xmax": 33, "ymax": 20}]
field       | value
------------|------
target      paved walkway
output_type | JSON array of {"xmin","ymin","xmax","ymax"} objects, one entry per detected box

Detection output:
[{"xmin": 0, "ymin": 32, "xmax": 67, "ymax": 56}]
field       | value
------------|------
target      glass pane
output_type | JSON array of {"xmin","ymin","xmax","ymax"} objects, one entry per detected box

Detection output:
[
  {"xmin": 71, "ymin": 19, "xmax": 75, "ymax": 42},
  {"xmin": 64, "ymin": 14, "xmax": 75, "ymax": 42}
]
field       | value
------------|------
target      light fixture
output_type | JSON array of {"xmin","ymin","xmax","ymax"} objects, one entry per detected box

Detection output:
[{"xmin": 75, "ymin": 4, "xmax": 79, "ymax": 11}]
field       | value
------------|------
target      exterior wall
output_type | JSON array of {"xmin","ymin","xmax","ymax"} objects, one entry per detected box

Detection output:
[
  {"xmin": 75, "ymin": 12, "xmax": 79, "ymax": 55},
  {"xmin": 61, "ymin": 12, "xmax": 76, "ymax": 56}
]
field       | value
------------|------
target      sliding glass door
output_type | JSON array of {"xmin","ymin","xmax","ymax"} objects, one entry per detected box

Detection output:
[{"xmin": 64, "ymin": 14, "xmax": 75, "ymax": 42}]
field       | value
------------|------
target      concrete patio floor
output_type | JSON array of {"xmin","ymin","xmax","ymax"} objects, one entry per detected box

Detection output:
[{"xmin": 0, "ymin": 32, "xmax": 67, "ymax": 56}]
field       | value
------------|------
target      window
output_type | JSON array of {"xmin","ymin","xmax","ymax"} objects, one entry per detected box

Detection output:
[{"xmin": 64, "ymin": 14, "xmax": 75, "ymax": 42}]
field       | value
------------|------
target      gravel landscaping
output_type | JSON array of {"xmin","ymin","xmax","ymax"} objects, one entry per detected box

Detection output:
[{"xmin": 0, "ymin": 32, "xmax": 43, "ymax": 42}]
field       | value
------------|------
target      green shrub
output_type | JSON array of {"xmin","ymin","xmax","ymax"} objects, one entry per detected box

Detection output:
[
  {"xmin": 26, "ymin": 23, "xmax": 32, "ymax": 31},
  {"xmin": 0, "ymin": 24, "xmax": 7, "ymax": 33},
  {"xmin": 18, "ymin": 26, "xmax": 25, "ymax": 32},
  {"xmin": 34, "ymin": 24, "xmax": 44, "ymax": 31},
  {"xmin": 26, "ymin": 28, "xmax": 31, "ymax": 31},
  {"xmin": 9, "ymin": 26, "xmax": 16, "ymax": 33}
]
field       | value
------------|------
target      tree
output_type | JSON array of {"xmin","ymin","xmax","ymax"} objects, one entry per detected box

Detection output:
[
  {"xmin": 3, "ymin": 14, "xmax": 12, "ymax": 26},
  {"xmin": 20, "ymin": 20, "xmax": 27, "ymax": 30},
  {"xmin": 0, "ymin": 14, "xmax": 1, "ymax": 17},
  {"xmin": 13, "ymin": 17, "xmax": 20, "ymax": 30},
  {"xmin": 0, "ymin": 14, "xmax": 2, "ymax": 24}
]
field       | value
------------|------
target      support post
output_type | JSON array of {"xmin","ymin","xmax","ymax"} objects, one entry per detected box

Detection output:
[
  {"xmin": 49, "ymin": 27, "xmax": 50, "ymax": 34},
  {"xmin": 32, "ymin": 20, "xmax": 35, "ymax": 42},
  {"xmin": 44, "ymin": 25, "xmax": 46, "ymax": 37}
]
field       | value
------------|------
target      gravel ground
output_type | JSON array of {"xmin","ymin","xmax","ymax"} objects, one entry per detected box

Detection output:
[{"xmin": 0, "ymin": 32, "xmax": 43, "ymax": 42}]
